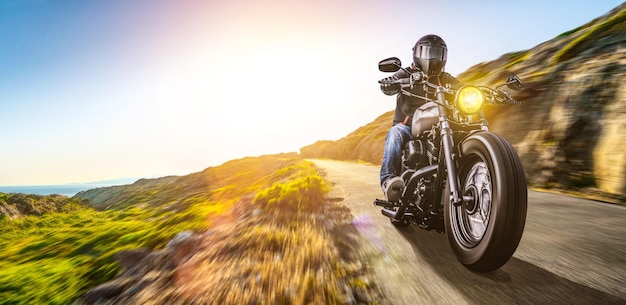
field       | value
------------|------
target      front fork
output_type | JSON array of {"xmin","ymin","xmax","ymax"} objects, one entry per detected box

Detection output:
[{"xmin": 435, "ymin": 88, "xmax": 462, "ymax": 208}]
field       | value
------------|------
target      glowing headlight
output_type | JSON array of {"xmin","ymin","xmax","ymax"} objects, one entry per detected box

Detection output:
[{"xmin": 455, "ymin": 86, "xmax": 484, "ymax": 115}]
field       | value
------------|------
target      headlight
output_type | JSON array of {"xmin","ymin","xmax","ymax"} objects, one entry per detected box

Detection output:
[{"xmin": 455, "ymin": 86, "xmax": 484, "ymax": 115}]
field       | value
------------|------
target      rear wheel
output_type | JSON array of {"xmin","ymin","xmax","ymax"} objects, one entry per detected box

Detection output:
[{"xmin": 444, "ymin": 132, "xmax": 527, "ymax": 272}]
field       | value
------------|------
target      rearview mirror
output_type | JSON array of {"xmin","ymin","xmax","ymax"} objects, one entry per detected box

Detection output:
[
  {"xmin": 379, "ymin": 57, "xmax": 402, "ymax": 73},
  {"xmin": 506, "ymin": 75, "xmax": 523, "ymax": 90}
]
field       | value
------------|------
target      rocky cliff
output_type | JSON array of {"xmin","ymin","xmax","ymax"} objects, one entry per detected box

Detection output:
[
  {"xmin": 458, "ymin": 3, "xmax": 626, "ymax": 200},
  {"xmin": 302, "ymin": 3, "xmax": 626, "ymax": 202}
]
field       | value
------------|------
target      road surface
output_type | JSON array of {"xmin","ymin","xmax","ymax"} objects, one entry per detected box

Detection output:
[{"xmin": 311, "ymin": 159, "xmax": 626, "ymax": 305}]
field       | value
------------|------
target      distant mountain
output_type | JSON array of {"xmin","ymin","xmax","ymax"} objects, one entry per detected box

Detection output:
[
  {"xmin": 301, "ymin": 3, "xmax": 626, "ymax": 202},
  {"xmin": 78, "ymin": 177, "xmax": 142, "ymax": 186}
]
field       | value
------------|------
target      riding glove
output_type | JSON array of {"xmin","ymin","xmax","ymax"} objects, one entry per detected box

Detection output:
[{"xmin": 380, "ymin": 76, "xmax": 401, "ymax": 95}]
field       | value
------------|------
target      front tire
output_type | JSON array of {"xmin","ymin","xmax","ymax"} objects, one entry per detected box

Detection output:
[{"xmin": 444, "ymin": 132, "xmax": 527, "ymax": 272}]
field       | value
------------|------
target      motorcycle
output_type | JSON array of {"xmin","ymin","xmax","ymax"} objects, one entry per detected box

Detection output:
[{"xmin": 374, "ymin": 57, "xmax": 527, "ymax": 272}]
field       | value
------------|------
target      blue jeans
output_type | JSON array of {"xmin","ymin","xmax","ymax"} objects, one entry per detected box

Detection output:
[{"xmin": 380, "ymin": 124, "xmax": 412, "ymax": 185}]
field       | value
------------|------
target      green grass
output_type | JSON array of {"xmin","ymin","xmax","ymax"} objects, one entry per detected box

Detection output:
[
  {"xmin": 504, "ymin": 50, "xmax": 531, "ymax": 69},
  {"xmin": 0, "ymin": 207, "xmax": 165, "ymax": 304},
  {"xmin": 555, "ymin": 8, "xmax": 626, "ymax": 62},
  {"xmin": 0, "ymin": 155, "xmax": 343, "ymax": 304},
  {"xmin": 555, "ymin": 25, "xmax": 585, "ymax": 39}
]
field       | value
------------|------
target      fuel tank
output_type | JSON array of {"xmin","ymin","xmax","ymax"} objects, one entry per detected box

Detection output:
[{"xmin": 411, "ymin": 102, "xmax": 439, "ymax": 137}]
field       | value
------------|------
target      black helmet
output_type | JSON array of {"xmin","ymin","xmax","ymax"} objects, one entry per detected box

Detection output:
[{"xmin": 412, "ymin": 34, "xmax": 447, "ymax": 76}]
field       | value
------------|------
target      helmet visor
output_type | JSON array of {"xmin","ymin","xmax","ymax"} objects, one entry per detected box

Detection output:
[{"xmin": 416, "ymin": 45, "xmax": 447, "ymax": 61}]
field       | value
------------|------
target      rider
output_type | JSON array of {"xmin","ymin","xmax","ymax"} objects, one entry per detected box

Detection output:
[{"xmin": 379, "ymin": 34, "xmax": 462, "ymax": 202}]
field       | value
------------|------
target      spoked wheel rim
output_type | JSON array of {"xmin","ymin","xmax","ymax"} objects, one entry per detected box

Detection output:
[
  {"xmin": 451, "ymin": 157, "xmax": 492, "ymax": 248},
  {"xmin": 445, "ymin": 132, "xmax": 528, "ymax": 272}
]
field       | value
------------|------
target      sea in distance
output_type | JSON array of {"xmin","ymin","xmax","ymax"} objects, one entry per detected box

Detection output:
[{"xmin": 0, "ymin": 178, "xmax": 139, "ymax": 197}]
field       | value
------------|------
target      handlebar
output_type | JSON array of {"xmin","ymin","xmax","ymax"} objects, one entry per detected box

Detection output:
[
  {"xmin": 479, "ymin": 86, "xmax": 521, "ymax": 105},
  {"xmin": 379, "ymin": 73, "xmax": 519, "ymax": 105}
]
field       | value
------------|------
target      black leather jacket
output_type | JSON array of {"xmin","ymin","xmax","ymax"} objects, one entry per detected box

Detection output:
[{"xmin": 380, "ymin": 67, "xmax": 462, "ymax": 125}]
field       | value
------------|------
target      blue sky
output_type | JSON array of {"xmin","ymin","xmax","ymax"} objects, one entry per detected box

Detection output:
[{"xmin": 0, "ymin": 0, "xmax": 622, "ymax": 185}]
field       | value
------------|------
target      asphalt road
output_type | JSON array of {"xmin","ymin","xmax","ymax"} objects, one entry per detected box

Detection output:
[{"xmin": 311, "ymin": 159, "xmax": 626, "ymax": 305}]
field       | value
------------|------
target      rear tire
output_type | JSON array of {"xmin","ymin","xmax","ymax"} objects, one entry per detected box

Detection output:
[{"xmin": 444, "ymin": 132, "xmax": 527, "ymax": 272}]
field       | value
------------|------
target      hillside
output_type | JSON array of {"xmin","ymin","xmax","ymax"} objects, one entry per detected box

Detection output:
[
  {"xmin": 77, "ymin": 152, "xmax": 338, "ymax": 210},
  {"xmin": 1, "ymin": 154, "xmax": 379, "ymax": 304},
  {"xmin": 0, "ymin": 193, "xmax": 90, "ymax": 219},
  {"xmin": 301, "ymin": 3, "xmax": 626, "ymax": 202},
  {"xmin": 301, "ymin": 111, "xmax": 393, "ymax": 164}
]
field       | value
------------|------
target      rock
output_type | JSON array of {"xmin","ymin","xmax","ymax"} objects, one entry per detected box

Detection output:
[
  {"xmin": 115, "ymin": 248, "xmax": 151, "ymax": 271},
  {"xmin": 166, "ymin": 230, "xmax": 203, "ymax": 266},
  {"xmin": 80, "ymin": 277, "xmax": 133, "ymax": 304},
  {"xmin": 0, "ymin": 201, "xmax": 20, "ymax": 219},
  {"xmin": 165, "ymin": 230, "xmax": 194, "ymax": 248}
]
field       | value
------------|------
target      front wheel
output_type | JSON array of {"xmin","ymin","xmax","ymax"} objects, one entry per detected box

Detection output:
[{"xmin": 444, "ymin": 132, "xmax": 527, "ymax": 272}]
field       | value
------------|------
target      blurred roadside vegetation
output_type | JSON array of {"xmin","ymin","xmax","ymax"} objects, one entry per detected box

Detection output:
[{"xmin": 0, "ymin": 154, "xmax": 365, "ymax": 305}]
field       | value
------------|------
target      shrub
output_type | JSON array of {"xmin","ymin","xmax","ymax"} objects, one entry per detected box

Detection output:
[{"xmin": 253, "ymin": 169, "xmax": 330, "ymax": 212}]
